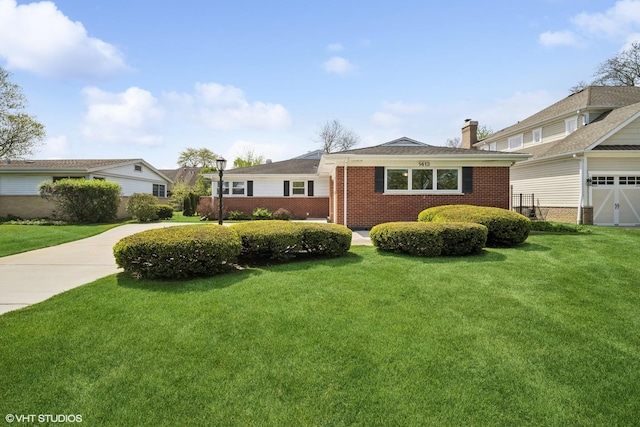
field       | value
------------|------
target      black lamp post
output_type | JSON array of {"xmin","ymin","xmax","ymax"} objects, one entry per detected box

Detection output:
[{"xmin": 216, "ymin": 157, "xmax": 227, "ymax": 225}]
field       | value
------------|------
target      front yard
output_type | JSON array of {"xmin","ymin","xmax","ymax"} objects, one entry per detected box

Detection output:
[{"xmin": 1, "ymin": 227, "xmax": 639, "ymax": 425}]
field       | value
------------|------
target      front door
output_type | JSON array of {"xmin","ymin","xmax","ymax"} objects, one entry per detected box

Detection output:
[{"xmin": 591, "ymin": 175, "xmax": 640, "ymax": 226}]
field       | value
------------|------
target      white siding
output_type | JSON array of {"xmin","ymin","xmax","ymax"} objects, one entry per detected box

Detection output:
[
  {"xmin": 225, "ymin": 176, "xmax": 330, "ymax": 198},
  {"xmin": 589, "ymin": 157, "xmax": 640, "ymax": 171},
  {"xmin": 600, "ymin": 117, "xmax": 640, "ymax": 146},
  {"xmin": 0, "ymin": 175, "xmax": 50, "ymax": 195},
  {"xmin": 108, "ymin": 177, "xmax": 153, "ymax": 196},
  {"xmin": 511, "ymin": 158, "xmax": 581, "ymax": 207}
]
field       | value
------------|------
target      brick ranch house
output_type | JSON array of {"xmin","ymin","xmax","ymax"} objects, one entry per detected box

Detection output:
[{"xmin": 209, "ymin": 124, "xmax": 530, "ymax": 228}]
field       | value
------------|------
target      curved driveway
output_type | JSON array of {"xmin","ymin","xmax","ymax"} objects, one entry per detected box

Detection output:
[{"xmin": 0, "ymin": 223, "xmax": 371, "ymax": 315}]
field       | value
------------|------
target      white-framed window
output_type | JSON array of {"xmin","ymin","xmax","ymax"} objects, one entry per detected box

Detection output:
[
  {"xmin": 533, "ymin": 128, "xmax": 542, "ymax": 144},
  {"xmin": 153, "ymin": 184, "xmax": 166, "ymax": 197},
  {"xmin": 489, "ymin": 142, "xmax": 497, "ymax": 151},
  {"xmin": 565, "ymin": 117, "xmax": 578, "ymax": 134},
  {"xmin": 217, "ymin": 181, "xmax": 245, "ymax": 195},
  {"xmin": 386, "ymin": 168, "xmax": 460, "ymax": 192},
  {"xmin": 292, "ymin": 181, "xmax": 305, "ymax": 195},
  {"xmin": 508, "ymin": 134, "xmax": 523, "ymax": 150}
]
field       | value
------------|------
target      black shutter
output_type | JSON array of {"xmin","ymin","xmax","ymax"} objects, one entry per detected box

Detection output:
[
  {"xmin": 462, "ymin": 167, "xmax": 473, "ymax": 193},
  {"xmin": 284, "ymin": 180, "xmax": 290, "ymax": 196},
  {"xmin": 374, "ymin": 167, "xmax": 385, "ymax": 193},
  {"xmin": 247, "ymin": 180, "xmax": 253, "ymax": 197},
  {"xmin": 308, "ymin": 180, "xmax": 314, "ymax": 196}
]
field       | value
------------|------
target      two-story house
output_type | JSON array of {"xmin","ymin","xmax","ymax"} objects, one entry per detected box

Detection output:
[{"xmin": 473, "ymin": 86, "xmax": 640, "ymax": 226}]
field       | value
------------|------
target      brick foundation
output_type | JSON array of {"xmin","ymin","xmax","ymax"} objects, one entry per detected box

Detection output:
[
  {"xmin": 330, "ymin": 166, "xmax": 511, "ymax": 228},
  {"xmin": 536, "ymin": 206, "xmax": 593, "ymax": 224},
  {"xmin": 208, "ymin": 197, "xmax": 329, "ymax": 219}
]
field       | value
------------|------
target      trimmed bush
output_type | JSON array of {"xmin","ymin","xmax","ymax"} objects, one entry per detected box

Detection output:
[
  {"xmin": 252, "ymin": 207, "xmax": 272, "ymax": 220},
  {"xmin": 228, "ymin": 210, "xmax": 250, "ymax": 220},
  {"xmin": 370, "ymin": 221, "xmax": 488, "ymax": 257},
  {"xmin": 530, "ymin": 221, "xmax": 585, "ymax": 233},
  {"xmin": 156, "ymin": 204, "xmax": 174, "ymax": 220},
  {"xmin": 113, "ymin": 225, "xmax": 241, "ymax": 279},
  {"xmin": 273, "ymin": 208, "xmax": 292, "ymax": 221},
  {"xmin": 126, "ymin": 193, "xmax": 159, "ymax": 222},
  {"xmin": 418, "ymin": 205, "xmax": 530, "ymax": 247},
  {"xmin": 39, "ymin": 179, "xmax": 121, "ymax": 223},
  {"xmin": 232, "ymin": 220, "xmax": 301, "ymax": 261},
  {"xmin": 370, "ymin": 222, "xmax": 443, "ymax": 256},
  {"xmin": 298, "ymin": 223, "xmax": 352, "ymax": 257}
]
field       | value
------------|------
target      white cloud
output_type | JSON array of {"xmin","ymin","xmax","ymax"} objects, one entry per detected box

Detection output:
[
  {"xmin": 371, "ymin": 111, "xmax": 405, "ymax": 128},
  {"xmin": 541, "ymin": 0, "xmax": 640, "ymax": 47},
  {"xmin": 0, "ymin": 0, "xmax": 129, "ymax": 79},
  {"xmin": 190, "ymin": 83, "xmax": 292, "ymax": 130},
  {"xmin": 572, "ymin": 0, "xmax": 640, "ymax": 38},
  {"xmin": 81, "ymin": 86, "xmax": 164, "ymax": 145},
  {"xmin": 323, "ymin": 56, "xmax": 357, "ymax": 75},
  {"xmin": 539, "ymin": 30, "xmax": 580, "ymax": 47},
  {"xmin": 326, "ymin": 43, "xmax": 343, "ymax": 52},
  {"xmin": 39, "ymin": 135, "xmax": 70, "ymax": 158}
]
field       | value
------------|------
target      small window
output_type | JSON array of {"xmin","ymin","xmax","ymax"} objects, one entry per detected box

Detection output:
[
  {"xmin": 508, "ymin": 135, "xmax": 523, "ymax": 150},
  {"xmin": 489, "ymin": 142, "xmax": 497, "ymax": 151},
  {"xmin": 387, "ymin": 169, "xmax": 409, "ymax": 190},
  {"xmin": 620, "ymin": 176, "xmax": 640, "ymax": 186},
  {"xmin": 232, "ymin": 181, "xmax": 245, "ymax": 195},
  {"xmin": 292, "ymin": 181, "xmax": 305, "ymax": 195},
  {"xmin": 134, "ymin": 165, "xmax": 142, "ymax": 172},
  {"xmin": 565, "ymin": 118, "xmax": 578, "ymax": 134},
  {"xmin": 592, "ymin": 176, "xmax": 614, "ymax": 186},
  {"xmin": 412, "ymin": 169, "xmax": 433, "ymax": 190},
  {"xmin": 437, "ymin": 169, "xmax": 458, "ymax": 190},
  {"xmin": 152, "ymin": 184, "xmax": 166, "ymax": 197},
  {"xmin": 533, "ymin": 128, "xmax": 542, "ymax": 144}
]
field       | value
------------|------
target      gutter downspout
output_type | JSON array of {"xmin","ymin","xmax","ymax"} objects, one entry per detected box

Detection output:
[
  {"xmin": 576, "ymin": 154, "xmax": 586, "ymax": 224},
  {"xmin": 343, "ymin": 157, "xmax": 348, "ymax": 227}
]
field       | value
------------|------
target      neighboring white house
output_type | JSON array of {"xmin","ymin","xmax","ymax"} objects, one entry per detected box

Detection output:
[
  {"xmin": 474, "ymin": 86, "xmax": 640, "ymax": 226},
  {"xmin": 0, "ymin": 159, "xmax": 173, "ymax": 219}
]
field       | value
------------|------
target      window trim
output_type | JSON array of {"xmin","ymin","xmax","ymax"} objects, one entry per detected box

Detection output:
[
  {"xmin": 532, "ymin": 128, "xmax": 542, "ymax": 144},
  {"xmin": 291, "ymin": 181, "xmax": 306, "ymax": 196},
  {"xmin": 384, "ymin": 167, "xmax": 462, "ymax": 193},
  {"xmin": 565, "ymin": 117, "xmax": 578, "ymax": 135},
  {"xmin": 152, "ymin": 183, "xmax": 166, "ymax": 198},
  {"xmin": 508, "ymin": 134, "xmax": 523, "ymax": 150}
]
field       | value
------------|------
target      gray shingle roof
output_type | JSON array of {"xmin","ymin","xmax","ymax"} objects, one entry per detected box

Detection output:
[
  {"xmin": 336, "ymin": 136, "xmax": 523, "ymax": 156},
  {"xmin": 513, "ymin": 101, "xmax": 640, "ymax": 161},
  {"xmin": 224, "ymin": 158, "xmax": 320, "ymax": 175},
  {"xmin": 159, "ymin": 166, "xmax": 203, "ymax": 186},
  {"xmin": 0, "ymin": 159, "xmax": 141, "ymax": 170},
  {"xmin": 484, "ymin": 86, "xmax": 640, "ymax": 143}
]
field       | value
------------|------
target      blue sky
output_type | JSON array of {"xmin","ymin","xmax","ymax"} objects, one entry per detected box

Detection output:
[{"xmin": 1, "ymin": 0, "xmax": 638, "ymax": 168}]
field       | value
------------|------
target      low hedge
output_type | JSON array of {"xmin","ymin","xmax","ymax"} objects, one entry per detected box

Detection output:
[
  {"xmin": 298, "ymin": 222, "xmax": 352, "ymax": 256},
  {"xmin": 156, "ymin": 204, "xmax": 174, "ymax": 220},
  {"xmin": 418, "ymin": 205, "xmax": 530, "ymax": 247},
  {"xmin": 231, "ymin": 221, "xmax": 302, "ymax": 261},
  {"xmin": 113, "ymin": 225, "xmax": 241, "ymax": 279},
  {"xmin": 370, "ymin": 222, "xmax": 487, "ymax": 257}
]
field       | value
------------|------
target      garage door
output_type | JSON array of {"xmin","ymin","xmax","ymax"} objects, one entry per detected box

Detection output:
[{"xmin": 591, "ymin": 175, "xmax": 640, "ymax": 226}]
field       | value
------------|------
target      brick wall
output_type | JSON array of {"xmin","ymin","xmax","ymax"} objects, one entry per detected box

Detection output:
[
  {"xmin": 330, "ymin": 166, "xmax": 511, "ymax": 228},
  {"xmin": 538, "ymin": 206, "xmax": 592, "ymax": 224},
  {"xmin": 208, "ymin": 197, "xmax": 329, "ymax": 219}
]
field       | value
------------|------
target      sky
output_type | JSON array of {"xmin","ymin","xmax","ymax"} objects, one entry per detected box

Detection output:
[{"xmin": 2, "ymin": 0, "xmax": 640, "ymax": 169}]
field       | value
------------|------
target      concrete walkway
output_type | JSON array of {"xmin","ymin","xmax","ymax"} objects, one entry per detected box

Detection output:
[{"xmin": 0, "ymin": 223, "xmax": 371, "ymax": 315}]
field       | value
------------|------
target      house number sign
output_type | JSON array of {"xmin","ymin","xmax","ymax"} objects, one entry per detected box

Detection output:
[{"xmin": 418, "ymin": 161, "xmax": 430, "ymax": 167}]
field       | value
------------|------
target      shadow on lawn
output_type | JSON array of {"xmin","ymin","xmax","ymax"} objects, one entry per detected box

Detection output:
[{"xmin": 115, "ymin": 252, "xmax": 364, "ymax": 293}]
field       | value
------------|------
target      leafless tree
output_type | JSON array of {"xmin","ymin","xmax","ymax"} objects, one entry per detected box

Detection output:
[
  {"xmin": 316, "ymin": 119, "xmax": 360, "ymax": 153},
  {"xmin": 445, "ymin": 137, "xmax": 461, "ymax": 148},
  {"xmin": 570, "ymin": 42, "xmax": 640, "ymax": 91}
]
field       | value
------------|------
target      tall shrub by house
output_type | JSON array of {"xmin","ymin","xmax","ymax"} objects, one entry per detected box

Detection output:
[
  {"xmin": 126, "ymin": 193, "xmax": 160, "ymax": 222},
  {"xmin": 39, "ymin": 179, "xmax": 121, "ymax": 223}
]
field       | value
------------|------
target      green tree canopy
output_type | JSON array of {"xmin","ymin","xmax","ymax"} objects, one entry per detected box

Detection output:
[
  {"xmin": 177, "ymin": 147, "xmax": 218, "ymax": 167},
  {"xmin": 0, "ymin": 67, "xmax": 45, "ymax": 159},
  {"xmin": 233, "ymin": 147, "xmax": 264, "ymax": 168}
]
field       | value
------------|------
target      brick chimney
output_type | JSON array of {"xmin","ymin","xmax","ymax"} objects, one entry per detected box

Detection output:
[{"xmin": 461, "ymin": 119, "xmax": 478, "ymax": 150}]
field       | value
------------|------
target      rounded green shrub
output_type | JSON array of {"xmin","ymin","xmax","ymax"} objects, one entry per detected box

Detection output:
[
  {"xmin": 232, "ymin": 220, "xmax": 301, "ymax": 261},
  {"xmin": 39, "ymin": 179, "xmax": 121, "ymax": 223},
  {"xmin": 370, "ymin": 222, "xmax": 443, "ymax": 256},
  {"xmin": 418, "ymin": 205, "xmax": 530, "ymax": 247},
  {"xmin": 298, "ymin": 222, "xmax": 352, "ymax": 257},
  {"xmin": 156, "ymin": 204, "xmax": 174, "ymax": 220},
  {"xmin": 113, "ymin": 225, "xmax": 241, "ymax": 279},
  {"xmin": 126, "ymin": 193, "xmax": 159, "ymax": 222},
  {"xmin": 252, "ymin": 207, "xmax": 273, "ymax": 220},
  {"xmin": 434, "ymin": 222, "xmax": 488, "ymax": 255}
]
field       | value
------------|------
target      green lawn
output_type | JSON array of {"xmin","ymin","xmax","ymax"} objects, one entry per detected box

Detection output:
[
  {"xmin": 0, "ymin": 223, "xmax": 123, "ymax": 257},
  {"xmin": 1, "ymin": 227, "xmax": 640, "ymax": 425}
]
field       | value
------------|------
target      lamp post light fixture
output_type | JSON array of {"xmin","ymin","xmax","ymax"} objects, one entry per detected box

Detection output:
[{"xmin": 216, "ymin": 157, "xmax": 227, "ymax": 225}]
